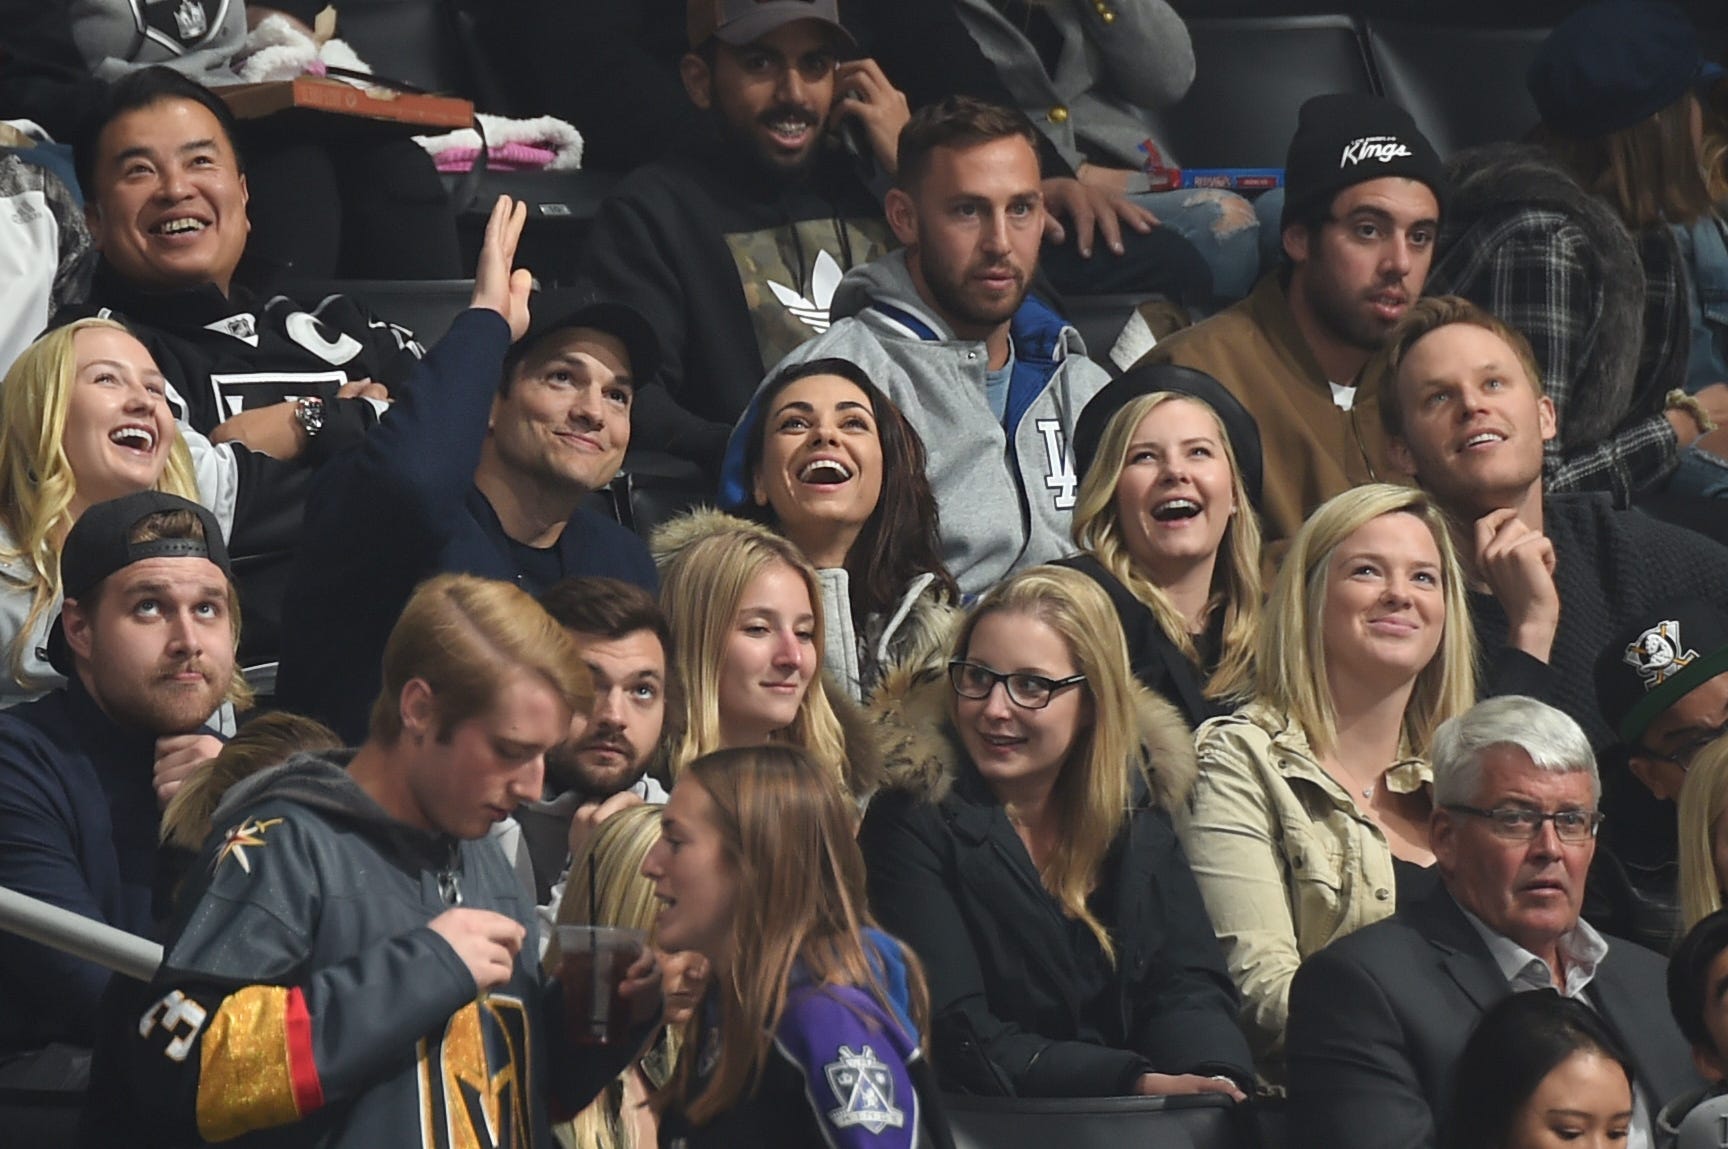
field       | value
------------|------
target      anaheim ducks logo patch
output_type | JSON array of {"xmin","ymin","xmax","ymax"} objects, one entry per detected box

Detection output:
[
  {"xmin": 214, "ymin": 817, "xmax": 284, "ymax": 874},
  {"xmin": 1624, "ymin": 619, "xmax": 1699, "ymax": 691}
]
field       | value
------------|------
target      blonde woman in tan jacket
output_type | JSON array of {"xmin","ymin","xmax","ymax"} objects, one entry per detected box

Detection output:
[{"xmin": 1176, "ymin": 485, "xmax": 1476, "ymax": 1076}]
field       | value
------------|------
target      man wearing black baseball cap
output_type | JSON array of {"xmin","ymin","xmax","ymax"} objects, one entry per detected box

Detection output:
[
  {"xmin": 0, "ymin": 490, "xmax": 242, "ymax": 1091},
  {"xmin": 1587, "ymin": 603, "xmax": 1728, "ymax": 947},
  {"xmin": 1131, "ymin": 92, "xmax": 1446, "ymax": 545},
  {"xmin": 1599, "ymin": 602, "xmax": 1728, "ymax": 804},
  {"xmin": 277, "ymin": 198, "xmax": 662, "ymax": 742},
  {"xmin": 575, "ymin": 0, "xmax": 908, "ymax": 485}
]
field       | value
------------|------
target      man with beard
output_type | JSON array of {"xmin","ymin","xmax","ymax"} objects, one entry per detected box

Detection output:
[
  {"xmin": 576, "ymin": 0, "xmax": 907, "ymax": 483},
  {"xmin": 1135, "ymin": 93, "xmax": 1446, "ymax": 545},
  {"xmin": 499, "ymin": 578, "xmax": 679, "ymax": 916},
  {"xmin": 736, "ymin": 95, "xmax": 1108, "ymax": 594},
  {"xmin": 0, "ymin": 492, "xmax": 242, "ymax": 1092}
]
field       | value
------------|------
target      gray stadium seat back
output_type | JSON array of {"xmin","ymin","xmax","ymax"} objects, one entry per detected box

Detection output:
[
  {"xmin": 1141, "ymin": 16, "xmax": 1374, "ymax": 170},
  {"xmin": 1366, "ymin": 22, "xmax": 1548, "ymax": 158},
  {"xmin": 277, "ymin": 279, "xmax": 478, "ymax": 348},
  {"xmin": 943, "ymin": 1092, "xmax": 1251, "ymax": 1149}
]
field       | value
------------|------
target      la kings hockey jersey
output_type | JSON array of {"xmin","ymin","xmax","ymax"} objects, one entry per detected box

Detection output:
[{"xmin": 61, "ymin": 260, "xmax": 424, "ymax": 437}]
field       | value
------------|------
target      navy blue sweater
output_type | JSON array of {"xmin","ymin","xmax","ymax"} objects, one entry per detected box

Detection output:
[
  {"xmin": 0, "ymin": 678, "xmax": 163, "ymax": 1058},
  {"xmin": 275, "ymin": 309, "xmax": 657, "ymax": 742}
]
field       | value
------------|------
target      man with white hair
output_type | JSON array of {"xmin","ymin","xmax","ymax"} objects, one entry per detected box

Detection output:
[{"xmin": 1285, "ymin": 696, "xmax": 1697, "ymax": 1149}]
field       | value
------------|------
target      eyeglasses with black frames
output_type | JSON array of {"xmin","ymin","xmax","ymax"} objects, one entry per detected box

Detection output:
[
  {"xmin": 1632, "ymin": 723, "xmax": 1728, "ymax": 770},
  {"xmin": 947, "ymin": 659, "xmax": 1086, "ymax": 711},
  {"xmin": 1443, "ymin": 804, "xmax": 1604, "ymax": 844}
]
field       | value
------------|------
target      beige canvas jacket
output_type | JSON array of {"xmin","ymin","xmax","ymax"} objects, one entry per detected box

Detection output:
[{"xmin": 1178, "ymin": 700, "xmax": 1430, "ymax": 1072}]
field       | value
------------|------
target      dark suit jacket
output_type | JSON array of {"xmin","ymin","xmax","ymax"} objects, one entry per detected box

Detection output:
[{"xmin": 1285, "ymin": 885, "xmax": 1697, "ymax": 1149}]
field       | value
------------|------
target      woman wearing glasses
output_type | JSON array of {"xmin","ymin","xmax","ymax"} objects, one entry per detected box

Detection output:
[
  {"xmin": 1177, "ymin": 484, "xmax": 1476, "ymax": 1076},
  {"xmin": 858, "ymin": 565, "xmax": 1253, "ymax": 1098}
]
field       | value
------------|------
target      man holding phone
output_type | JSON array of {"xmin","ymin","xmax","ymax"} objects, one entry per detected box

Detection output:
[{"xmin": 576, "ymin": 0, "xmax": 908, "ymax": 484}]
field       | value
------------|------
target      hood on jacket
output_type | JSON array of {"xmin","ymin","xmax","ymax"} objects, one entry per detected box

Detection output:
[
  {"xmin": 829, "ymin": 248, "xmax": 1080, "ymax": 364},
  {"xmin": 649, "ymin": 505, "xmax": 780, "ymax": 573},
  {"xmin": 647, "ymin": 507, "xmax": 887, "ymax": 799},
  {"xmin": 1435, "ymin": 141, "xmax": 1650, "ymax": 450},
  {"xmin": 718, "ymin": 250, "xmax": 1089, "ymax": 507},
  {"xmin": 868, "ymin": 663, "xmax": 1198, "ymax": 813},
  {"xmin": 203, "ymin": 749, "xmax": 457, "ymax": 864}
]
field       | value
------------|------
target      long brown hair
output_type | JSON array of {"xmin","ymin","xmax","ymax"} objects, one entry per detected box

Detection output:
[
  {"xmin": 656, "ymin": 746, "xmax": 930, "ymax": 1124},
  {"xmin": 1539, "ymin": 95, "xmax": 1714, "ymax": 229}
]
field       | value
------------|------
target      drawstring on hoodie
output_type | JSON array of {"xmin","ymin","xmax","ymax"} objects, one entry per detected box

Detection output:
[
  {"xmin": 783, "ymin": 203, "xmax": 855, "ymax": 298},
  {"xmin": 438, "ymin": 842, "xmax": 463, "ymax": 906}
]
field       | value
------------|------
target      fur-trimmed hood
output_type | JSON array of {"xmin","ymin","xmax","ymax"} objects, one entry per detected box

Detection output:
[
  {"xmin": 1431, "ymin": 141, "xmax": 1675, "ymax": 450},
  {"xmin": 648, "ymin": 505, "xmax": 776, "ymax": 571},
  {"xmin": 868, "ymin": 664, "xmax": 1198, "ymax": 813}
]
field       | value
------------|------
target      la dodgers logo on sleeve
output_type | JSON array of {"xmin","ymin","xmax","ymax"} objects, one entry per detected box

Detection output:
[{"xmin": 824, "ymin": 1045, "xmax": 905, "ymax": 1134}]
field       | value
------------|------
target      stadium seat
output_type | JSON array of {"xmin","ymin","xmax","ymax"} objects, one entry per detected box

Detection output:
[
  {"xmin": 276, "ymin": 279, "xmax": 478, "ymax": 348},
  {"xmin": 442, "ymin": 170, "xmax": 623, "ymax": 287},
  {"xmin": 1365, "ymin": 22, "xmax": 1548, "ymax": 158},
  {"xmin": 324, "ymin": 0, "xmax": 498, "ymax": 109},
  {"xmin": 1140, "ymin": 16, "xmax": 1375, "ymax": 171},
  {"xmin": 942, "ymin": 1092, "xmax": 1258, "ymax": 1149},
  {"xmin": 1060, "ymin": 293, "xmax": 1154, "ymax": 373}
]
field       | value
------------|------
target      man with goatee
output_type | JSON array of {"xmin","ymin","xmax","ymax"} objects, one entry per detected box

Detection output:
[{"xmin": 0, "ymin": 492, "xmax": 244, "ymax": 1085}]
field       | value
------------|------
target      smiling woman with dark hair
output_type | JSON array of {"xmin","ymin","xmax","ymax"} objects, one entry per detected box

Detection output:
[{"xmin": 722, "ymin": 357, "xmax": 960, "ymax": 701}]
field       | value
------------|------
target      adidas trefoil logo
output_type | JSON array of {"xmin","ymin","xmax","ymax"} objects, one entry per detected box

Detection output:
[{"xmin": 767, "ymin": 250, "xmax": 844, "ymax": 333}]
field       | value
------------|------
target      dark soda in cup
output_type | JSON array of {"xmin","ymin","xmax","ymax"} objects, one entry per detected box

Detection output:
[{"xmin": 556, "ymin": 925, "xmax": 646, "ymax": 1046}]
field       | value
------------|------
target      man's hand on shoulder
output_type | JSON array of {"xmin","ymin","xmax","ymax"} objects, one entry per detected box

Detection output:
[
  {"xmin": 429, "ymin": 907, "xmax": 525, "ymax": 993},
  {"xmin": 1041, "ymin": 177, "xmax": 1157, "ymax": 259},
  {"xmin": 1475, "ymin": 507, "xmax": 1559, "ymax": 664}
]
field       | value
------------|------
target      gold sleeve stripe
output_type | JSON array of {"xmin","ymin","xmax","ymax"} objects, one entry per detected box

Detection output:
[{"xmin": 196, "ymin": 985, "xmax": 322, "ymax": 1141}]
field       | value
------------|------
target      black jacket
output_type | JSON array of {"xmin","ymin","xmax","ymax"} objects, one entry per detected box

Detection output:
[
  {"xmin": 1286, "ymin": 884, "xmax": 1700, "ymax": 1149},
  {"xmin": 276, "ymin": 310, "xmax": 657, "ymax": 743},
  {"xmin": 1054, "ymin": 553, "xmax": 1224, "ymax": 730},
  {"xmin": 64, "ymin": 260, "xmax": 419, "ymax": 440},
  {"xmin": 577, "ymin": 136, "xmax": 891, "ymax": 478},
  {"xmin": 0, "ymin": 678, "xmax": 187, "ymax": 1059},
  {"xmin": 858, "ymin": 669, "xmax": 1251, "ymax": 1097}
]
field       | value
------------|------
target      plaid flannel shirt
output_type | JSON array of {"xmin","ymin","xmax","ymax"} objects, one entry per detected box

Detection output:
[{"xmin": 1430, "ymin": 207, "xmax": 1687, "ymax": 503}]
